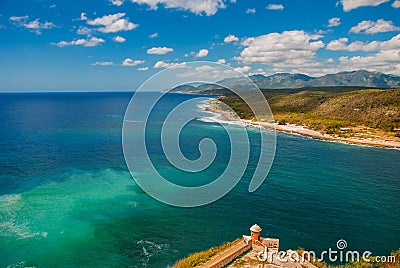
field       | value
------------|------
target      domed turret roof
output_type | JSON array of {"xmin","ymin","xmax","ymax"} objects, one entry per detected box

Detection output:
[{"xmin": 250, "ymin": 224, "xmax": 262, "ymax": 232}]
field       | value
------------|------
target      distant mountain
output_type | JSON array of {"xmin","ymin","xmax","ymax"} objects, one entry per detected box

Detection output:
[
  {"xmin": 171, "ymin": 70, "xmax": 400, "ymax": 92},
  {"xmin": 249, "ymin": 70, "xmax": 400, "ymax": 89}
]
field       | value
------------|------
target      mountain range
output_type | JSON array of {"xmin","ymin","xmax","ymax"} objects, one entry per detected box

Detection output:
[{"xmin": 172, "ymin": 70, "xmax": 400, "ymax": 92}]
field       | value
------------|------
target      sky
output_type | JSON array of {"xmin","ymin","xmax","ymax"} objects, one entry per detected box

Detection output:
[{"xmin": 0, "ymin": 0, "xmax": 399, "ymax": 91}]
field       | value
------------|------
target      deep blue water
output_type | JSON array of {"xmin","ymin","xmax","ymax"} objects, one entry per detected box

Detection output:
[{"xmin": 0, "ymin": 92, "xmax": 399, "ymax": 267}]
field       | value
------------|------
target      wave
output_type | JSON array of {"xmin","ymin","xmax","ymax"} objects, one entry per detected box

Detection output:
[
  {"xmin": 196, "ymin": 99, "xmax": 246, "ymax": 126},
  {"xmin": 137, "ymin": 240, "xmax": 170, "ymax": 267},
  {"xmin": 0, "ymin": 194, "xmax": 44, "ymax": 240}
]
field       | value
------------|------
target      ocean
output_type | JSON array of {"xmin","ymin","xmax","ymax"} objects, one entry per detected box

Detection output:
[{"xmin": 0, "ymin": 92, "xmax": 399, "ymax": 267}]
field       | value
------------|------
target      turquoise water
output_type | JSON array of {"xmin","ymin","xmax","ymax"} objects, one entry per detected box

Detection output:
[{"xmin": 0, "ymin": 92, "xmax": 399, "ymax": 267}]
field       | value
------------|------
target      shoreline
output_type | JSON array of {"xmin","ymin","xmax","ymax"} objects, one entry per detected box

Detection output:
[{"xmin": 205, "ymin": 98, "xmax": 400, "ymax": 150}]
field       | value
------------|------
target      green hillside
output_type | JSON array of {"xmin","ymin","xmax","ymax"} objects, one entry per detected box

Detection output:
[{"xmin": 219, "ymin": 88, "xmax": 400, "ymax": 139}]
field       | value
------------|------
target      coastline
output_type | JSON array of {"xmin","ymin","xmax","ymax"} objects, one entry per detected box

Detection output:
[{"xmin": 205, "ymin": 98, "xmax": 400, "ymax": 150}]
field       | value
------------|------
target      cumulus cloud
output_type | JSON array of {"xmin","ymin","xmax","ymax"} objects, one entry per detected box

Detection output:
[
  {"xmin": 350, "ymin": 19, "xmax": 400, "ymax": 34},
  {"xmin": 122, "ymin": 58, "xmax": 144, "ymax": 66},
  {"xmin": 341, "ymin": 0, "xmax": 389, "ymax": 11},
  {"xmin": 327, "ymin": 34, "xmax": 400, "ymax": 51},
  {"xmin": 324, "ymin": 34, "xmax": 400, "ymax": 75},
  {"xmin": 224, "ymin": 34, "xmax": 239, "ymax": 43},
  {"xmin": 393, "ymin": 0, "xmax": 400, "ymax": 8},
  {"xmin": 77, "ymin": 26, "xmax": 94, "ymax": 36},
  {"xmin": 137, "ymin": 67, "xmax": 149, "ymax": 71},
  {"xmin": 130, "ymin": 0, "xmax": 226, "ymax": 16},
  {"xmin": 266, "ymin": 4, "xmax": 284, "ymax": 10},
  {"xmin": 147, "ymin": 46, "xmax": 173, "ymax": 54},
  {"xmin": 149, "ymin": 32, "xmax": 158, "ymax": 38},
  {"xmin": 216, "ymin": 59, "xmax": 226, "ymax": 64},
  {"xmin": 87, "ymin": 13, "xmax": 138, "ymax": 33},
  {"xmin": 195, "ymin": 49, "xmax": 209, "ymax": 57},
  {"xmin": 328, "ymin": 17, "xmax": 341, "ymax": 27},
  {"xmin": 235, "ymin": 30, "xmax": 324, "ymax": 71},
  {"xmin": 338, "ymin": 50, "xmax": 400, "ymax": 74},
  {"xmin": 54, "ymin": 37, "xmax": 105, "ymax": 47},
  {"xmin": 9, "ymin": 16, "xmax": 29, "ymax": 21},
  {"xmin": 246, "ymin": 8, "xmax": 256, "ymax": 14},
  {"xmin": 91, "ymin": 61, "xmax": 114, "ymax": 66},
  {"xmin": 110, "ymin": 0, "xmax": 124, "ymax": 6},
  {"xmin": 113, "ymin": 36, "xmax": 126, "ymax": 42},
  {"xmin": 9, "ymin": 15, "xmax": 55, "ymax": 34},
  {"xmin": 248, "ymin": 68, "xmax": 271, "ymax": 76},
  {"xmin": 79, "ymin": 12, "xmax": 87, "ymax": 21},
  {"xmin": 154, "ymin": 61, "xmax": 185, "ymax": 68},
  {"xmin": 234, "ymin": 66, "xmax": 251, "ymax": 73}
]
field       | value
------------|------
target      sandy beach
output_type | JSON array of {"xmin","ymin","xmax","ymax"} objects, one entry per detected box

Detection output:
[{"xmin": 206, "ymin": 99, "xmax": 400, "ymax": 149}]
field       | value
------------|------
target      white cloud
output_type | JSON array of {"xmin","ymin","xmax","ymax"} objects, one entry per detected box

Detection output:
[
  {"xmin": 393, "ymin": 0, "xmax": 400, "ymax": 7},
  {"xmin": 87, "ymin": 13, "xmax": 138, "ymax": 33},
  {"xmin": 80, "ymin": 12, "xmax": 87, "ymax": 21},
  {"xmin": 341, "ymin": 0, "xmax": 389, "ymax": 11},
  {"xmin": 154, "ymin": 61, "xmax": 184, "ymax": 68},
  {"xmin": 91, "ymin": 61, "xmax": 114, "ymax": 66},
  {"xmin": 137, "ymin": 67, "xmax": 149, "ymax": 71},
  {"xmin": 327, "ymin": 38, "xmax": 351, "ymax": 50},
  {"xmin": 149, "ymin": 32, "xmax": 158, "ymax": 38},
  {"xmin": 195, "ymin": 48, "xmax": 209, "ymax": 57},
  {"xmin": 328, "ymin": 17, "xmax": 341, "ymax": 27},
  {"xmin": 9, "ymin": 16, "xmax": 28, "ymax": 21},
  {"xmin": 350, "ymin": 19, "xmax": 400, "ymax": 34},
  {"xmin": 224, "ymin": 34, "xmax": 239, "ymax": 43},
  {"xmin": 130, "ymin": 0, "xmax": 226, "ymax": 16},
  {"xmin": 122, "ymin": 58, "xmax": 144, "ymax": 66},
  {"xmin": 338, "ymin": 49, "xmax": 400, "ymax": 74},
  {"xmin": 216, "ymin": 59, "xmax": 226, "ymax": 64},
  {"xmin": 234, "ymin": 66, "xmax": 251, "ymax": 73},
  {"xmin": 246, "ymin": 8, "xmax": 256, "ymax": 14},
  {"xmin": 9, "ymin": 16, "xmax": 55, "ymax": 34},
  {"xmin": 248, "ymin": 68, "xmax": 271, "ymax": 76},
  {"xmin": 327, "ymin": 34, "xmax": 400, "ymax": 52},
  {"xmin": 77, "ymin": 26, "xmax": 93, "ymax": 36},
  {"xmin": 25, "ymin": 19, "xmax": 54, "ymax": 30},
  {"xmin": 323, "ymin": 34, "xmax": 400, "ymax": 75},
  {"xmin": 54, "ymin": 37, "xmax": 105, "ymax": 47},
  {"xmin": 147, "ymin": 46, "xmax": 173, "ymax": 54},
  {"xmin": 235, "ymin": 30, "xmax": 324, "ymax": 71},
  {"xmin": 113, "ymin": 36, "xmax": 126, "ymax": 42},
  {"xmin": 176, "ymin": 64, "xmax": 252, "ymax": 80},
  {"xmin": 110, "ymin": 0, "xmax": 124, "ymax": 6},
  {"xmin": 194, "ymin": 65, "xmax": 215, "ymax": 72},
  {"xmin": 266, "ymin": 4, "xmax": 284, "ymax": 10}
]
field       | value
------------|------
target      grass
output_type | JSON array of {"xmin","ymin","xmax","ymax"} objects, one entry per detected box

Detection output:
[{"xmin": 172, "ymin": 238, "xmax": 241, "ymax": 268}]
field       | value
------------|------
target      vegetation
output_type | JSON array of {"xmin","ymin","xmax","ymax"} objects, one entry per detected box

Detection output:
[
  {"xmin": 172, "ymin": 238, "xmax": 241, "ymax": 268},
  {"xmin": 174, "ymin": 242, "xmax": 399, "ymax": 268},
  {"xmin": 218, "ymin": 88, "xmax": 400, "ymax": 138}
]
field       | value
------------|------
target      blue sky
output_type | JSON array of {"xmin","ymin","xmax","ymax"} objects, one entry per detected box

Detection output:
[{"xmin": 0, "ymin": 0, "xmax": 399, "ymax": 91}]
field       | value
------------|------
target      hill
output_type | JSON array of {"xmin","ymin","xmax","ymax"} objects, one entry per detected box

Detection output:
[{"xmin": 218, "ymin": 88, "xmax": 400, "ymax": 144}]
